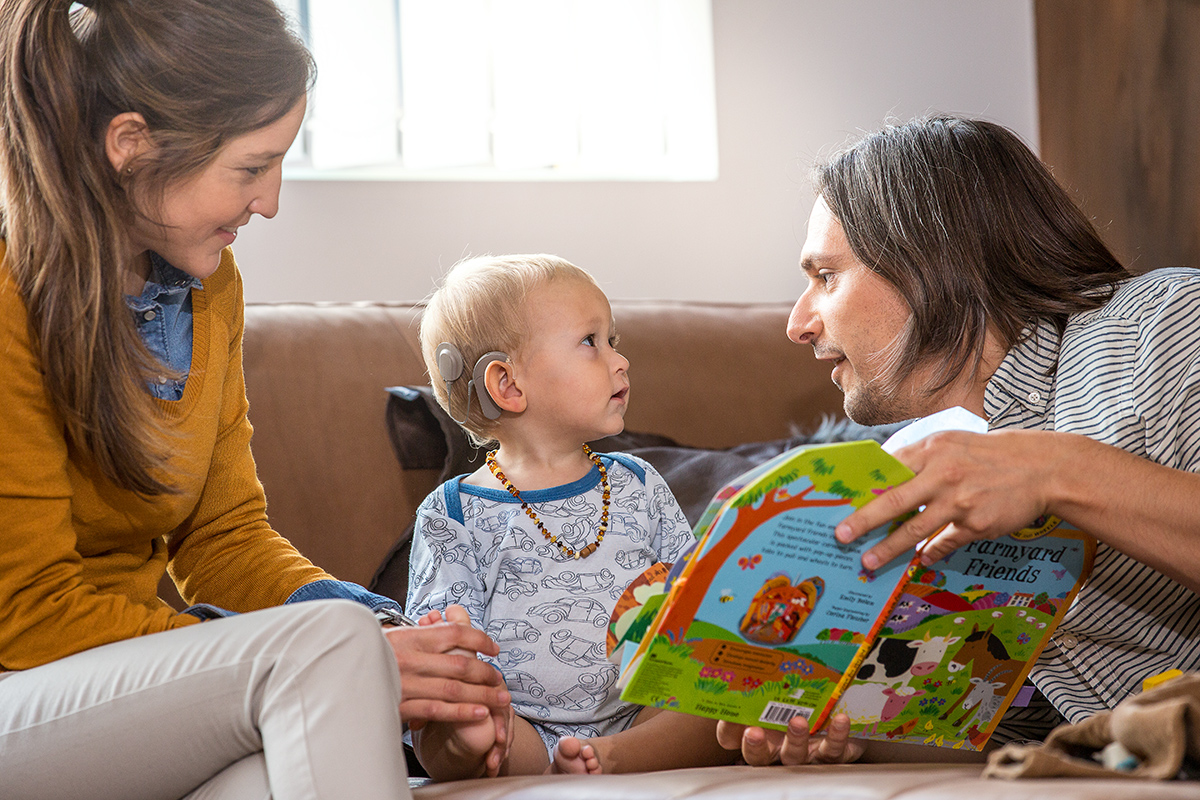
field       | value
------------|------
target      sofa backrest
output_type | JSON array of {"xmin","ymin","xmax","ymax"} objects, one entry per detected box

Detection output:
[{"xmin": 239, "ymin": 300, "xmax": 845, "ymax": 588}]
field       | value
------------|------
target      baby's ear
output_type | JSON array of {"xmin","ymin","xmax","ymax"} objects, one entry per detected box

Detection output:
[{"xmin": 484, "ymin": 360, "xmax": 526, "ymax": 414}]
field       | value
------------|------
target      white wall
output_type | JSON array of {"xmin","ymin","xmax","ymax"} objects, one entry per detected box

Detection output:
[{"xmin": 234, "ymin": 0, "xmax": 1038, "ymax": 304}]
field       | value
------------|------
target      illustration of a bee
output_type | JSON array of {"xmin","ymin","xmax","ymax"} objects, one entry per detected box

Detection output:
[{"xmin": 718, "ymin": 590, "xmax": 734, "ymax": 603}]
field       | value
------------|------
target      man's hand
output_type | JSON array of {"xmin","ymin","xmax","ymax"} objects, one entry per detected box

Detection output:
[
  {"xmin": 835, "ymin": 430, "xmax": 1059, "ymax": 568},
  {"xmin": 716, "ymin": 714, "xmax": 863, "ymax": 766},
  {"xmin": 383, "ymin": 604, "xmax": 509, "ymax": 726}
]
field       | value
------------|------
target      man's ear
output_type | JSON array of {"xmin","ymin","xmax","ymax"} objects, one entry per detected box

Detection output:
[
  {"xmin": 105, "ymin": 112, "xmax": 152, "ymax": 175},
  {"xmin": 484, "ymin": 360, "xmax": 525, "ymax": 414}
]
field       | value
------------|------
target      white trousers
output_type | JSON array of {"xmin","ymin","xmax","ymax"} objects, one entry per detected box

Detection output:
[{"xmin": 0, "ymin": 600, "xmax": 410, "ymax": 800}]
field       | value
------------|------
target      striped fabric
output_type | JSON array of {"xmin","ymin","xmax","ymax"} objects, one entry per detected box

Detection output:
[
  {"xmin": 983, "ymin": 267, "xmax": 1200, "ymax": 726},
  {"xmin": 989, "ymin": 690, "xmax": 1064, "ymax": 746}
]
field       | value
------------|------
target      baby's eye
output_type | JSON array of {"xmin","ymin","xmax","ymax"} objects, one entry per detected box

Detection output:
[
  {"xmin": 581, "ymin": 334, "xmax": 597, "ymax": 347},
  {"xmin": 609, "ymin": 334, "xmax": 621, "ymax": 349}
]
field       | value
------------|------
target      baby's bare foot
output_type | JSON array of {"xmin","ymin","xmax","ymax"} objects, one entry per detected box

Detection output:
[
  {"xmin": 547, "ymin": 737, "xmax": 602, "ymax": 775},
  {"xmin": 447, "ymin": 715, "xmax": 500, "ymax": 763}
]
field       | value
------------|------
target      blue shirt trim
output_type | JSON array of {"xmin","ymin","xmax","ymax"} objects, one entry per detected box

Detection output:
[
  {"xmin": 443, "ymin": 454, "xmax": 645, "ymax": 525},
  {"xmin": 444, "ymin": 479, "xmax": 466, "ymax": 525},
  {"xmin": 604, "ymin": 452, "xmax": 645, "ymax": 482}
]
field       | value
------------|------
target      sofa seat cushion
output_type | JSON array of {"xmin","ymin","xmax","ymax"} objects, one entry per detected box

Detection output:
[{"xmin": 411, "ymin": 763, "xmax": 1197, "ymax": 799}]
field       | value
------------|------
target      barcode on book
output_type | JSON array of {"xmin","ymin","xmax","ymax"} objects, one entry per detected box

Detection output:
[{"xmin": 758, "ymin": 701, "xmax": 813, "ymax": 726}]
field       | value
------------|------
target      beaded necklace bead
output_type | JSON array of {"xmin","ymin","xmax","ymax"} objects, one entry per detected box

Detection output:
[{"xmin": 486, "ymin": 444, "xmax": 610, "ymax": 559}]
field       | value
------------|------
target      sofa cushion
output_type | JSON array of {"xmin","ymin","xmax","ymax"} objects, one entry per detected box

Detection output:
[
  {"xmin": 369, "ymin": 386, "xmax": 902, "ymax": 606},
  {"xmin": 408, "ymin": 763, "xmax": 1200, "ymax": 799}
]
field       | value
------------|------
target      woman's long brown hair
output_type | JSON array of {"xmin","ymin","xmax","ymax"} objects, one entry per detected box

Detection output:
[{"xmin": 0, "ymin": 0, "xmax": 313, "ymax": 494}]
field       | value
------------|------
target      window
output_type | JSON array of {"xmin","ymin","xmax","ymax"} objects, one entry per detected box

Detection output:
[{"xmin": 277, "ymin": 0, "xmax": 718, "ymax": 180}]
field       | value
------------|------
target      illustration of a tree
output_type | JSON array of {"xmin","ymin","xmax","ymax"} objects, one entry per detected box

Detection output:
[{"xmin": 658, "ymin": 442, "xmax": 911, "ymax": 641}]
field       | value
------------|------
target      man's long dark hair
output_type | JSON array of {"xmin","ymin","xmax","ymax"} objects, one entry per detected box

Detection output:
[{"xmin": 814, "ymin": 115, "xmax": 1130, "ymax": 394}]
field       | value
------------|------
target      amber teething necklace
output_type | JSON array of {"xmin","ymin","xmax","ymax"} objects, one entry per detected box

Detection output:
[{"xmin": 486, "ymin": 444, "xmax": 610, "ymax": 559}]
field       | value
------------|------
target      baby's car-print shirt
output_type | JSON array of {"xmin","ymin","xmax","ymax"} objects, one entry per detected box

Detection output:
[{"xmin": 407, "ymin": 453, "xmax": 694, "ymax": 742}]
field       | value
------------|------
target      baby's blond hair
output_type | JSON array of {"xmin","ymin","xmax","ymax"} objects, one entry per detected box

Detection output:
[{"xmin": 419, "ymin": 254, "xmax": 601, "ymax": 446}]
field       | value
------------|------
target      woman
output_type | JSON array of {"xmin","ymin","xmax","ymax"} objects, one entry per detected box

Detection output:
[{"xmin": 0, "ymin": 1, "xmax": 506, "ymax": 797}]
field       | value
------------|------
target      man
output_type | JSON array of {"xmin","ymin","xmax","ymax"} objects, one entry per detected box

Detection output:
[{"xmin": 718, "ymin": 115, "xmax": 1200, "ymax": 766}]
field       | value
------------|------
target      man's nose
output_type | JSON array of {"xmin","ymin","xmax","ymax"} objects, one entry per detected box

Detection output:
[{"xmin": 787, "ymin": 291, "xmax": 819, "ymax": 344}]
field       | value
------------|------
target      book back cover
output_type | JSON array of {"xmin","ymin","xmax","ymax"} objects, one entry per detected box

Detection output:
[{"xmin": 830, "ymin": 521, "xmax": 1092, "ymax": 750}]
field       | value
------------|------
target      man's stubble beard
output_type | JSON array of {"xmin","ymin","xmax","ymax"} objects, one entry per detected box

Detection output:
[{"xmin": 841, "ymin": 374, "xmax": 924, "ymax": 427}]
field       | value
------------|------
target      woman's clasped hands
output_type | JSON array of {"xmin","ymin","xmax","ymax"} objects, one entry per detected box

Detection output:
[{"xmin": 384, "ymin": 604, "xmax": 514, "ymax": 776}]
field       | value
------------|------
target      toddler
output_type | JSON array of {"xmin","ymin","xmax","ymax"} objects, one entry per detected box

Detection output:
[{"xmin": 407, "ymin": 254, "xmax": 738, "ymax": 778}]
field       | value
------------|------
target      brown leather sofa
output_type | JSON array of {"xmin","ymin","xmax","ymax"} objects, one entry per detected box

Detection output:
[{"xmin": 236, "ymin": 299, "xmax": 1191, "ymax": 799}]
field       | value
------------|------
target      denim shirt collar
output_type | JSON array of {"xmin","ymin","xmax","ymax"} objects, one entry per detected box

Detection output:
[{"xmin": 126, "ymin": 252, "xmax": 203, "ymax": 308}]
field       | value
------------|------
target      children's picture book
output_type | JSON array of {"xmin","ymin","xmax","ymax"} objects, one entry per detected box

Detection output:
[{"xmin": 616, "ymin": 409, "xmax": 1095, "ymax": 752}]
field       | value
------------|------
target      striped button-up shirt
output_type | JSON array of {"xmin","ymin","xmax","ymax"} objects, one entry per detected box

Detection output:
[{"xmin": 984, "ymin": 266, "xmax": 1200, "ymax": 726}]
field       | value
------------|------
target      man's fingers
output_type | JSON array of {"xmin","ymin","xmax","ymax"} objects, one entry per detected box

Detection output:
[
  {"xmin": 776, "ymin": 716, "xmax": 812, "ymax": 766},
  {"xmin": 835, "ymin": 435, "xmax": 955, "ymax": 548},
  {"xmin": 740, "ymin": 726, "xmax": 782, "ymax": 766},
  {"xmin": 811, "ymin": 714, "xmax": 851, "ymax": 763},
  {"xmin": 715, "ymin": 720, "xmax": 748, "ymax": 751},
  {"xmin": 857, "ymin": 489, "xmax": 965, "ymax": 569},
  {"xmin": 719, "ymin": 716, "xmax": 861, "ymax": 767},
  {"xmin": 428, "ymin": 619, "xmax": 501, "ymax": 658},
  {"xmin": 861, "ymin": 515, "xmax": 938, "ymax": 569},
  {"xmin": 836, "ymin": 482, "xmax": 917, "ymax": 545},
  {"xmin": 838, "ymin": 477, "xmax": 938, "ymax": 554},
  {"xmin": 914, "ymin": 525, "xmax": 977, "ymax": 564}
]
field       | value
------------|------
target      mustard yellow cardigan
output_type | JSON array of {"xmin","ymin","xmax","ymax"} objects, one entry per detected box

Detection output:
[{"xmin": 0, "ymin": 245, "xmax": 331, "ymax": 671}]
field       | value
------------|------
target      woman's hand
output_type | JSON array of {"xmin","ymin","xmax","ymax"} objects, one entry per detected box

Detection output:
[
  {"xmin": 482, "ymin": 695, "xmax": 515, "ymax": 777},
  {"xmin": 382, "ymin": 604, "xmax": 509, "ymax": 726},
  {"xmin": 431, "ymin": 605, "xmax": 514, "ymax": 777},
  {"xmin": 716, "ymin": 714, "xmax": 862, "ymax": 765},
  {"xmin": 836, "ymin": 430, "xmax": 1059, "ymax": 568}
]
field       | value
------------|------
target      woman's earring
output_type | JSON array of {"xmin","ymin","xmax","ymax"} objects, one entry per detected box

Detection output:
[{"xmin": 125, "ymin": 166, "xmax": 133, "ymax": 175}]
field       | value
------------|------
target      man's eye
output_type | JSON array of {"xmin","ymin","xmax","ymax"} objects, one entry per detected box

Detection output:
[{"xmin": 818, "ymin": 271, "xmax": 834, "ymax": 284}]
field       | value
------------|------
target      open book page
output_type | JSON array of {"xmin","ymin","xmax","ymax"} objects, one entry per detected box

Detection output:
[
  {"xmin": 619, "ymin": 439, "xmax": 917, "ymax": 727},
  {"xmin": 616, "ymin": 408, "xmax": 984, "ymax": 688},
  {"xmin": 617, "ymin": 407, "xmax": 1094, "ymax": 751},
  {"xmin": 609, "ymin": 443, "xmax": 834, "ymax": 674}
]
